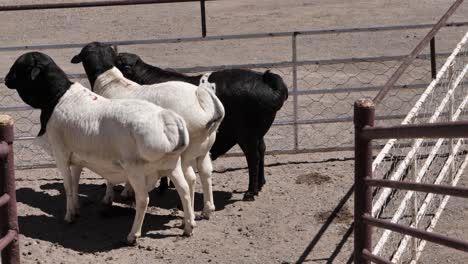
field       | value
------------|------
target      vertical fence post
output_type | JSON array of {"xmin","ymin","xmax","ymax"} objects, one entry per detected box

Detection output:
[
  {"xmin": 354, "ymin": 99, "xmax": 374, "ymax": 264},
  {"xmin": 292, "ymin": 32, "xmax": 299, "ymax": 150},
  {"xmin": 412, "ymin": 157, "xmax": 419, "ymax": 262},
  {"xmin": 112, "ymin": 44, "xmax": 119, "ymax": 54},
  {"xmin": 200, "ymin": 0, "xmax": 207, "ymax": 37},
  {"xmin": 0, "ymin": 115, "xmax": 19, "ymax": 264},
  {"xmin": 430, "ymin": 37, "xmax": 437, "ymax": 79},
  {"xmin": 448, "ymin": 64, "xmax": 454, "ymax": 181}
]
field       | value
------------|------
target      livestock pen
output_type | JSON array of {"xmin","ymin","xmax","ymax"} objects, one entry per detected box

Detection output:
[{"xmin": 0, "ymin": 1, "xmax": 468, "ymax": 263}]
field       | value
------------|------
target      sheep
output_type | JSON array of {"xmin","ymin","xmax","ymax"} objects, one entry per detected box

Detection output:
[
  {"xmin": 71, "ymin": 42, "xmax": 225, "ymax": 219},
  {"xmin": 115, "ymin": 52, "xmax": 289, "ymax": 200},
  {"xmin": 4, "ymin": 52, "xmax": 196, "ymax": 244}
]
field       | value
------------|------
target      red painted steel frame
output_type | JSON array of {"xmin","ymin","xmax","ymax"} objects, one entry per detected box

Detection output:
[{"xmin": 0, "ymin": 116, "xmax": 19, "ymax": 264}]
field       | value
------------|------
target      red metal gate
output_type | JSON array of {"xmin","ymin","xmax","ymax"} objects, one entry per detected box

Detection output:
[
  {"xmin": 354, "ymin": 99, "xmax": 468, "ymax": 263},
  {"xmin": 0, "ymin": 115, "xmax": 19, "ymax": 264}
]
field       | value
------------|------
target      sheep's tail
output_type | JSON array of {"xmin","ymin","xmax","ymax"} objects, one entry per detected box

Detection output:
[
  {"xmin": 262, "ymin": 70, "xmax": 289, "ymax": 111},
  {"xmin": 195, "ymin": 85, "xmax": 225, "ymax": 134},
  {"xmin": 159, "ymin": 110, "xmax": 189, "ymax": 153}
]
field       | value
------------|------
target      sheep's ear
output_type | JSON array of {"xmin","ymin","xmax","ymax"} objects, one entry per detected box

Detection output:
[
  {"xmin": 30, "ymin": 67, "xmax": 41, "ymax": 80},
  {"xmin": 70, "ymin": 54, "xmax": 82, "ymax": 64}
]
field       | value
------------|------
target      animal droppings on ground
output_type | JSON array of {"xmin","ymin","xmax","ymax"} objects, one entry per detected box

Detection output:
[{"xmin": 295, "ymin": 172, "xmax": 332, "ymax": 185}]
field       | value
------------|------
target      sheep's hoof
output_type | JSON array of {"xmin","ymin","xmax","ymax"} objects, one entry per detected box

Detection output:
[
  {"xmin": 64, "ymin": 214, "xmax": 76, "ymax": 224},
  {"xmin": 243, "ymin": 192, "xmax": 256, "ymax": 201},
  {"xmin": 183, "ymin": 228, "xmax": 193, "ymax": 237},
  {"xmin": 200, "ymin": 206, "xmax": 215, "ymax": 220},
  {"xmin": 126, "ymin": 235, "xmax": 139, "ymax": 246}
]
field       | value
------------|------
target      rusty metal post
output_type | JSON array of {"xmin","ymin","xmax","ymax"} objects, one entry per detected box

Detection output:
[
  {"xmin": 354, "ymin": 99, "xmax": 375, "ymax": 264},
  {"xmin": 430, "ymin": 37, "xmax": 437, "ymax": 79},
  {"xmin": 200, "ymin": 0, "xmax": 207, "ymax": 37},
  {"xmin": 0, "ymin": 115, "xmax": 19, "ymax": 264},
  {"xmin": 292, "ymin": 32, "xmax": 299, "ymax": 150}
]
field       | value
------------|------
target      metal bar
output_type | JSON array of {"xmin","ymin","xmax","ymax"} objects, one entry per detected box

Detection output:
[
  {"xmin": 1, "ymin": 22, "xmax": 468, "ymax": 52},
  {"xmin": 362, "ymin": 214, "xmax": 468, "ymax": 253},
  {"xmin": 353, "ymin": 98, "xmax": 375, "ymax": 264},
  {"xmin": 292, "ymin": 33, "xmax": 299, "ymax": 150},
  {"xmin": 361, "ymin": 120, "xmax": 468, "ymax": 140},
  {"xmin": 0, "ymin": 142, "xmax": 9, "ymax": 159},
  {"xmin": 361, "ymin": 249, "xmax": 393, "ymax": 264},
  {"xmin": 373, "ymin": 0, "xmax": 465, "ymax": 104},
  {"xmin": 0, "ymin": 0, "xmax": 211, "ymax": 11},
  {"xmin": 0, "ymin": 115, "xmax": 19, "ymax": 264},
  {"xmin": 0, "ymin": 194, "xmax": 10, "ymax": 208},
  {"xmin": 365, "ymin": 178, "xmax": 468, "ymax": 199},
  {"xmin": 200, "ymin": 0, "xmax": 207, "ymax": 37},
  {"xmin": 430, "ymin": 37, "xmax": 437, "ymax": 79},
  {"xmin": 0, "ymin": 230, "xmax": 17, "ymax": 252}
]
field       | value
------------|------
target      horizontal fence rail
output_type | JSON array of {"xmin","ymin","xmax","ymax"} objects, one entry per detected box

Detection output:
[
  {"xmin": 354, "ymin": 97, "xmax": 468, "ymax": 263},
  {"xmin": 0, "ymin": 0, "xmax": 215, "ymax": 11},
  {"xmin": 1, "ymin": 22, "xmax": 468, "ymax": 52},
  {"xmin": 0, "ymin": 0, "xmax": 467, "ymax": 169},
  {"xmin": 373, "ymin": 0, "xmax": 465, "ymax": 104}
]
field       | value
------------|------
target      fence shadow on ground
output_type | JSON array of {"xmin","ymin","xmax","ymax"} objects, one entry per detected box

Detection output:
[
  {"xmin": 296, "ymin": 184, "xmax": 355, "ymax": 263},
  {"xmin": 16, "ymin": 182, "xmax": 236, "ymax": 253}
]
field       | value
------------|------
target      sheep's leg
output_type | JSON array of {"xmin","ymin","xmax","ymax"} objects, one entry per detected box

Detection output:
[
  {"xmin": 258, "ymin": 138, "xmax": 266, "ymax": 192},
  {"xmin": 182, "ymin": 163, "xmax": 197, "ymax": 218},
  {"xmin": 126, "ymin": 170, "xmax": 149, "ymax": 245},
  {"xmin": 155, "ymin": 176, "xmax": 169, "ymax": 193},
  {"xmin": 168, "ymin": 163, "xmax": 196, "ymax": 236},
  {"xmin": 55, "ymin": 160, "xmax": 77, "ymax": 223},
  {"xmin": 70, "ymin": 165, "xmax": 83, "ymax": 215},
  {"xmin": 102, "ymin": 181, "xmax": 115, "ymax": 206},
  {"xmin": 121, "ymin": 182, "xmax": 134, "ymax": 199},
  {"xmin": 197, "ymin": 153, "xmax": 215, "ymax": 219},
  {"xmin": 240, "ymin": 140, "xmax": 260, "ymax": 201}
]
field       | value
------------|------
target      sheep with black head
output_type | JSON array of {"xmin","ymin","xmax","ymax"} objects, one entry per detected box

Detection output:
[
  {"xmin": 115, "ymin": 52, "xmax": 289, "ymax": 201},
  {"xmin": 72, "ymin": 42, "xmax": 225, "ymax": 219},
  {"xmin": 5, "ymin": 52, "xmax": 196, "ymax": 244}
]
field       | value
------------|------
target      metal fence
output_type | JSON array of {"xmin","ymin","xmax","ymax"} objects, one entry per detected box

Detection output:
[
  {"xmin": 352, "ymin": 1, "xmax": 468, "ymax": 261},
  {"xmin": 0, "ymin": 1, "xmax": 468, "ymax": 169},
  {"xmin": 354, "ymin": 99, "xmax": 468, "ymax": 264},
  {"xmin": 0, "ymin": 115, "xmax": 20, "ymax": 264}
]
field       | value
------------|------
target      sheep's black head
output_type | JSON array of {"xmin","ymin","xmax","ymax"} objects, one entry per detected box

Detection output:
[
  {"xmin": 71, "ymin": 42, "xmax": 117, "ymax": 88},
  {"xmin": 115, "ymin": 52, "xmax": 141, "ymax": 79},
  {"xmin": 5, "ymin": 52, "xmax": 70, "ymax": 109}
]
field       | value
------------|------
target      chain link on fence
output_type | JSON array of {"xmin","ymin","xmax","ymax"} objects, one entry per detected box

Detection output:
[
  {"xmin": 0, "ymin": 21, "xmax": 468, "ymax": 169},
  {"xmin": 1, "ymin": 51, "xmax": 467, "ymax": 169},
  {"xmin": 370, "ymin": 30, "xmax": 468, "ymax": 263}
]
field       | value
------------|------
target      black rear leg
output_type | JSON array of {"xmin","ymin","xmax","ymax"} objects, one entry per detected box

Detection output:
[
  {"xmin": 240, "ymin": 140, "xmax": 261, "ymax": 201},
  {"xmin": 258, "ymin": 138, "xmax": 266, "ymax": 192}
]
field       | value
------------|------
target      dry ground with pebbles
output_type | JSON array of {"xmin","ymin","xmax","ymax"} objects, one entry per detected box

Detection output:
[{"xmin": 1, "ymin": 1, "xmax": 468, "ymax": 263}]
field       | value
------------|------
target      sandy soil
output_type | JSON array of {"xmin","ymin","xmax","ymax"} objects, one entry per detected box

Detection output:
[{"xmin": 1, "ymin": 1, "xmax": 468, "ymax": 263}]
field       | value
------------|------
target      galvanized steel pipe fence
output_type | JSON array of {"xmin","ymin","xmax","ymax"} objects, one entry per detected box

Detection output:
[
  {"xmin": 355, "ymin": 16, "xmax": 468, "ymax": 263},
  {"xmin": 0, "ymin": 1, "xmax": 468, "ymax": 169}
]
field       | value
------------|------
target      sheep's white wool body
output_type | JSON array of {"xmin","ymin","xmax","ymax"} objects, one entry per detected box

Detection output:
[
  {"xmin": 93, "ymin": 67, "xmax": 224, "ymax": 219},
  {"xmin": 35, "ymin": 83, "xmax": 195, "ymax": 241},
  {"xmin": 43, "ymin": 83, "xmax": 187, "ymax": 182}
]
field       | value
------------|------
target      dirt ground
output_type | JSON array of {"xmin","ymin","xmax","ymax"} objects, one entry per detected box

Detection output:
[{"xmin": 1, "ymin": 1, "xmax": 468, "ymax": 263}]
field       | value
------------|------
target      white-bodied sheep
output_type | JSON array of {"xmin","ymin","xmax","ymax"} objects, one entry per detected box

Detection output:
[
  {"xmin": 71, "ymin": 42, "xmax": 225, "ymax": 219},
  {"xmin": 4, "ymin": 52, "xmax": 196, "ymax": 244}
]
